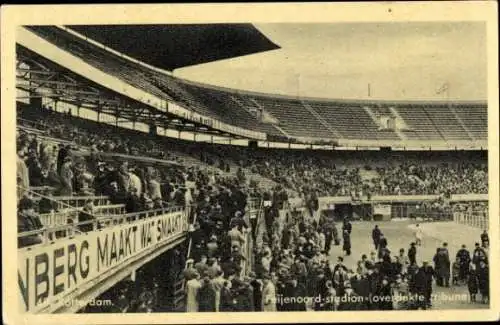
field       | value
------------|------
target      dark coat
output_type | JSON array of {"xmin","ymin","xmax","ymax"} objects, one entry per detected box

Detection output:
[
  {"xmin": 477, "ymin": 265, "xmax": 489, "ymax": 296},
  {"xmin": 197, "ymin": 284, "xmax": 216, "ymax": 312},
  {"xmin": 467, "ymin": 269, "xmax": 479, "ymax": 294},
  {"xmin": 250, "ymin": 279, "xmax": 263, "ymax": 312},
  {"xmin": 376, "ymin": 284, "xmax": 394, "ymax": 310},
  {"xmin": 219, "ymin": 286, "xmax": 234, "ymax": 312},
  {"xmin": 342, "ymin": 222, "xmax": 352, "ymax": 234},
  {"xmin": 379, "ymin": 237, "xmax": 388, "ymax": 249},
  {"xmin": 456, "ymin": 248, "xmax": 471, "ymax": 266},
  {"xmin": 414, "ymin": 266, "xmax": 434, "ymax": 295},
  {"xmin": 433, "ymin": 250, "xmax": 451, "ymax": 278},
  {"xmin": 408, "ymin": 246, "xmax": 417, "ymax": 259},
  {"xmin": 472, "ymin": 247, "xmax": 488, "ymax": 265},
  {"xmin": 234, "ymin": 286, "xmax": 254, "ymax": 312},
  {"xmin": 343, "ymin": 233, "xmax": 351, "ymax": 251},
  {"xmin": 283, "ymin": 283, "xmax": 307, "ymax": 311}
]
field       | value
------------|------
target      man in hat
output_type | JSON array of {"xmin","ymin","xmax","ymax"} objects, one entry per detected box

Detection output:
[
  {"xmin": 435, "ymin": 244, "xmax": 451, "ymax": 287},
  {"xmin": 408, "ymin": 242, "xmax": 417, "ymax": 265},
  {"xmin": 472, "ymin": 242, "xmax": 488, "ymax": 268},
  {"xmin": 456, "ymin": 244, "xmax": 471, "ymax": 284},
  {"xmin": 372, "ymin": 225, "xmax": 382, "ymax": 250}
]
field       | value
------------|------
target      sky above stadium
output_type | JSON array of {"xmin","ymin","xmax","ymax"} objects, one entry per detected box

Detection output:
[{"xmin": 176, "ymin": 22, "xmax": 487, "ymax": 101}]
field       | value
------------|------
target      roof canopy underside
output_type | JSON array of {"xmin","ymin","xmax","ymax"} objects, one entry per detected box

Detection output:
[{"xmin": 66, "ymin": 24, "xmax": 281, "ymax": 71}]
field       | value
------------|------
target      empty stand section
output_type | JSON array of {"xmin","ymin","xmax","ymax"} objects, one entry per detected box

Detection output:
[{"xmin": 23, "ymin": 26, "xmax": 487, "ymax": 145}]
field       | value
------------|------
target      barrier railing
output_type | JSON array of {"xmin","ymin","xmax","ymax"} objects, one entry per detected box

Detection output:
[
  {"xmin": 453, "ymin": 211, "xmax": 489, "ymax": 230},
  {"xmin": 18, "ymin": 200, "xmax": 185, "ymax": 249},
  {"xmin": 32, "ymin": 195, "xmax": 110, "ymax": 210}
]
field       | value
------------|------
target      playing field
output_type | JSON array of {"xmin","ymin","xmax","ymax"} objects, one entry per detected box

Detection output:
[{"xmin": 326, "ymin": 220, "xmax": 489, "ymax": 310}]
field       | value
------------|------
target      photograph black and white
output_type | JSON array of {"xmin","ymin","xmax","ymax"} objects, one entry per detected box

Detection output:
[{"xmin": 2, "ymin": 2, "xmax": 499, "ymax": 324}]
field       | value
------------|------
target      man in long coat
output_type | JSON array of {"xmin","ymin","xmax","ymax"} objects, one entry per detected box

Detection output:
[
  {"xmin": 414, "ymin": 262, "xmax": 434, "ymax": 309},
  {"xmin": 342, "ymin": 230, "xmax": 351, "ymax": 256},
  {"xmin": 477, "ymin": 261, "xmax": 489, "ymax": 304},
  {"xmin": 372, "ymin": 225, "xmax": 382, "ymax": 250},
  {"xmin": 408, "ymin": 242, "xmax": 417, "ymax": 265},
  {"xmin": 433, "ymin": 248, "xmax": 450, "ymax": 287},
  {"xmin": 456, "ymin": 245, "xmax": 471, "ymax": 283}
]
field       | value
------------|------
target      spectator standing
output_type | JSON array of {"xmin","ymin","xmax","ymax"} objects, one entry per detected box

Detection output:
[
  {"xmin": 372, "ymin": 225, "xmax": 382, "ymax": 250},
  {"xmin": 185, "ymin": 273, "xmax": 202, "ymax": 312},
  {"xmin": 59, "ymin": 156, "xmax": 74, "ymax": 196},
  {"xmin": 456, "ymin": 245, "xmax": 471, "ymax": 284}
]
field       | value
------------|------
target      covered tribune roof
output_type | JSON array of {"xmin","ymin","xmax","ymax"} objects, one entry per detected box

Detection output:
[{"xmin": 66, "ymin": 24, "xmax": 281, "ymax": 71}]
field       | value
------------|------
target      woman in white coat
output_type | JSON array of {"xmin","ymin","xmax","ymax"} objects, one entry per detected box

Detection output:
[
  {"xmin": 185, "ymin": 272, "xmax": 202, "ymax": 312},
  {"xmin": 261, "ymin": 276, "xmax": 277, "ymax": 312}
]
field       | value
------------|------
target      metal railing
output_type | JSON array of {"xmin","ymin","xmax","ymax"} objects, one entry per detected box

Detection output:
[
  {"xmin": 32, "ymin": 195, "xmax": 110, "ymax": 210},
  {"xmin": 453, "ymin": 211, "xmax": 489, "ymax": 230},
  {"xmin": 37, "ymin": 204, "xmax": 125, "ymax": 227},
  {"xmin": 18, "ymin": 190, "xmax": 185, "ymax": 249}
]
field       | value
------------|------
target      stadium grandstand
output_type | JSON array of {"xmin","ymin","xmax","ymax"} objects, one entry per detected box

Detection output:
[{"xmin": 16, "ymin": 24, "xmax": 489, "ymax": 314}]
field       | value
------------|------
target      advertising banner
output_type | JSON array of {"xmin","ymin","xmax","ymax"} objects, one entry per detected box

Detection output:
[{"xmin": 18, "ymin": 211, "xmax": 188, "ymax": 313}]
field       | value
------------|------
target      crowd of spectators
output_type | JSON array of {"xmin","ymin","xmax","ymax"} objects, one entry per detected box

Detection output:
[
  {"xmin": 15, "ymin": 103, "xmax": 490, "ymax": 313},
  {"xmin": 247, "ymin": 209, "xmax": 490, "ymax": 311},
  {"xmin": 18, "ymin": 104, "xmax": 488, "ymax": 202}
]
